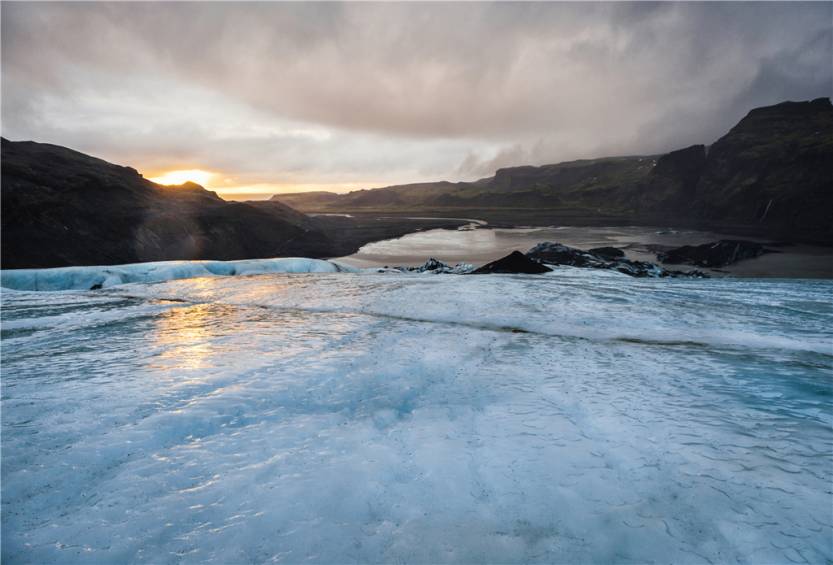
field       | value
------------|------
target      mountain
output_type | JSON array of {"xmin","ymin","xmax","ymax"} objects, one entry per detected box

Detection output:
[
  {"xmin": 690, "ymin": 99, "xmax": 832, "ymax": 237},
  {"xmin": 273, "ymin": 98, "xmax": 833, "ymax": 243},
  {"xmin": 3, "ymin": 98, "xmax": 829, "ymax": 270},
  {"xmin": 274, "ymin": 158, "xmax": 656, "ymax": 213},
  {"xmin": 1, "ymin": 139, "xmax": 335, "ymax": 269}
]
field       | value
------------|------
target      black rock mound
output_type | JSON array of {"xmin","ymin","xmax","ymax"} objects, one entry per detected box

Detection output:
[
  {"xmin": 417, "ymin": 258, "xmax": 452, "ymax": 272},
  {"xmin": 658, "ymin": 240, "xmax": 774, "ymax": 268},
  {"xmin": 588, "ymin": 247, "xmax": 625, "ymax": 260},
  {"xmin": 471, "ymin": 251, "xmax": 552, "ymax": 274},
  {"xmin": 525, "ymin": 242, "xmax": 598, "ymax": 267},
  {"xmin": 527, "ymin": 242, "xmax": 707, "ymax": 278},
  {"xmin": 406, "ymin": 258, "xmax": 474, "ymax": 274}
]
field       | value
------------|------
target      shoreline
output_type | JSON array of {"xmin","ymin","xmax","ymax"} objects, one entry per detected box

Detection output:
[
  {"xmin": 334, "ymin": 220, "xmax": 833, "ymax": 279},
  {"xmin": 308, "ymin": 208, "xmax": 833, "ymax": 246},
  {"xmin": 3, "ymin": 215, "xmax": 830, "ymax": 280}
]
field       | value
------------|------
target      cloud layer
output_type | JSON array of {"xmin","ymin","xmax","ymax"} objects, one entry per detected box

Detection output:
[{"xmin": 2, "ymin": 2, "xmax": 830, "ymax": 197}]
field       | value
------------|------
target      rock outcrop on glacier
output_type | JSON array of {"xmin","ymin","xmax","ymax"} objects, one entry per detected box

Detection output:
[
  {"xmin": 657, "ymin": 240, "xmax": 774, "ymax": 268},
  {"xmin": 381, "ymin": 258, "xmax": 475, "ymax": 274},
  {"xmin": 471, "ymin": 251, "xmax": 553, "ymax": 274},
  {"xmin": 526, "ymin": 242, "xmax": 707, "ymax": 278},
  {"xmin": 587, "ymin": 247, "xmax": 625, "ymax": 260},
  {"xmin": 376, "ymin": 244, "xmax": 710, "ymax": 278},
  {"xmin": 411, "ymin": 258, "xmax": 474, "ymax": 274}
]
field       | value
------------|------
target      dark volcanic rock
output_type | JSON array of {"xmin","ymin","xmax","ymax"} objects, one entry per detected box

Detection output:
[
  {"xmin": 471, "ymin": 251, "xmax": 552, "ymax": 274},
  {"xmin": 407, "ymin": 258, "xmax": 474, "ymax": 274},
  {"xmin": 1, "ymin": 139, "xmax": 337, "ymax": 268},
  {"xmin": 658, "ymin": 240, "xmax": 774, "ymax": 268},
  {"xmin": 690, "ymin": 98, "xmax": 833, "ymax": 243},
  {"xmin": 526, "ymin": 242, "xmax": 600, "ymax": 267},
  {"xmin": 527, "ymin": 241, "xmax": 707, "ymax": 278},
  {"xmin": 653, "ymin": 145, "xmax": 707, "ymax": 189},
  {"xmin": 613, "ymin": 260, "xmax": 677, "ymax": 278},
  {"xmin": 417, "ymin": 257, "xmax": 449, "ymax": 272},
  {"xmin": 370, "ymin": 258, "xmax": 475, "ymax": 274},
  {"xmin": 634, "ymin": 145, "xmax": 707, "ymax": 214},
  {"xmin": 588, "ymin": 246, "xmax": 625, "ymax": 260}
]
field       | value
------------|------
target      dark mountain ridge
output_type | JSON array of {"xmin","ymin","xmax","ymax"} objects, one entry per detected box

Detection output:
[
  {"xmin": 274, "ymin": 98, "xmax": 833, "ymax": 243},
  {"xmin": 2, "ymin": 98, "xmax": 829, "ymax": 270},
  {"xmin": 1, "ymin": 139, "xmax": 335, "ymax": 268}
]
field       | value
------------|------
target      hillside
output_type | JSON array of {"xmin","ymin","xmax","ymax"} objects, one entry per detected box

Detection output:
[
  {"xmin": 1, "ymin": 139, "xmax": 335, "ymax": 268},
  {"xmin": 691, "ymin": 98, "xmax": 833, "ymax": 239},
  {"xmin": 273, "ymin": 98, "xmax": 833, "ymax": 243},
  {"xmin": 3, "ymin": 98, "xmax": 829, "ymax": 270}
]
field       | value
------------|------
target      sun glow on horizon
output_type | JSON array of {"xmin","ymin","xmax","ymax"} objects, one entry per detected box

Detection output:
[
  {"xmin": 149, "ymin": 169, "xmax": 216, "ymax": 187},
  {"xmin": 216, "ymin": 181, "xmax": 391, "ymax": 200},
  {"xmin": 145, "ymin": 168, "xmax": 402, "ymax": 200}
]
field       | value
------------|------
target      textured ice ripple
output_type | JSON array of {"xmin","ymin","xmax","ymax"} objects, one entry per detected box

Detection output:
[
  {"xmin": 0, "ymin": 257, "xmax": 356, "ymax": 291},
  {"xmin": 1, "ymin": 269, "xmax": 831, "ymax": 564}
]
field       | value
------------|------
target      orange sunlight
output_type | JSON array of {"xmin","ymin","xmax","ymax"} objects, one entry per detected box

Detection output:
[
  {"xmin": 145, "ymin": 168, "xmax": 392, "ymax": 200},
  {"xmin": 217, "ymin": 182, "xmax": 387, "ymax": 200},
  {"xmin": 149, "ymin": 169, "xmax": 216, "ymax": 187}
]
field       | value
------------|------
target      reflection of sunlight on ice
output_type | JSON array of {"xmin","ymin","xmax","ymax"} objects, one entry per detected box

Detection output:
[
  {"xmin": 153, "ymin": 303, "xmax": 218, "ymax": 373},
  {"xmin": 146, "ymin": 275, "xmax": 362, "ymax": 379},
  {"xmin": 148, "ymin": 278, "xmax": 222, "ymax": 375}
]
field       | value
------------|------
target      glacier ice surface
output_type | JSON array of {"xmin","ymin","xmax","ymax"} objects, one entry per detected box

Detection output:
[
  {"xmin": 1, "ymin": 267, "xmax": 831, "ymax": 563},
  {"xmin": 0, "ymin": 257, "xmax": 357, "ymax": 291}
]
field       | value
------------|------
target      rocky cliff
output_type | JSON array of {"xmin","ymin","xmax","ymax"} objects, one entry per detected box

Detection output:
[
  {"xmin": 273, "ymin": 98, "xmax": 833, "ymax": 243},
  {"xmin": 1, "ymin": 139, "xmax": 335, "ymax": 268}
]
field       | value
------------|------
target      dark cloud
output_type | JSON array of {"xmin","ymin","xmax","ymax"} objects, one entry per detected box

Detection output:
[{"xmin": 2, "ymin": 2, "xmax": 830, "ymax": 194}]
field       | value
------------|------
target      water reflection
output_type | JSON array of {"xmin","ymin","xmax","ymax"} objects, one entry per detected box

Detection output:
[
  {"xmin": 339, "ymin": 224, "xmax": 833, "ymax": 275},
  {"xmin": 153, "ymin": 302, "xmax": 219, "ymax": 372},
  {"xmin": 148, "ymin": 277, "xmax": 247, "ymax": 377},
  {"xmin": 145, "ymin": 274, "xmax": 366, "ymax": 379}
]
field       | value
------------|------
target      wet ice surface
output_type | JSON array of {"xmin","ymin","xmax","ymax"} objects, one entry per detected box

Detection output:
[
  {"xmin": 0, "ymin": 257, "xmax": 355, "ymax": 291},
  {"xmin": 2, "ymin": 269, "xmax": 832, "ymax": 563}
]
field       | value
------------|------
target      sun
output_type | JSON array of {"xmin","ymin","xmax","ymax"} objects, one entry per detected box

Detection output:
[{"xmin": 149, "ymin": 169, "xmax": 215, "ymax": 187}]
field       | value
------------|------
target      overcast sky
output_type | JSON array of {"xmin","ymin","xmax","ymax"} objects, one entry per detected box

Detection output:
[{"xmin": 2, "ymin": 2, "xmax": 831, "ymax": 199}]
